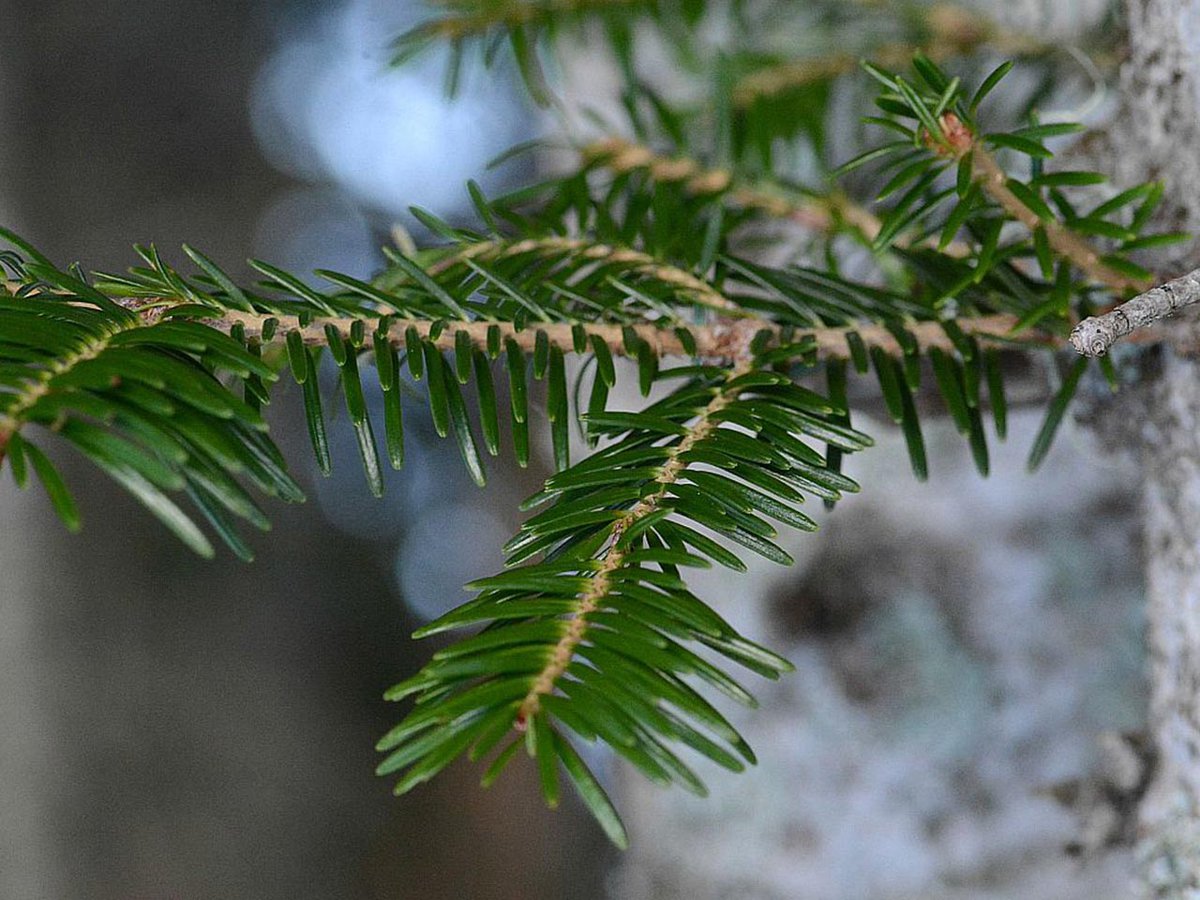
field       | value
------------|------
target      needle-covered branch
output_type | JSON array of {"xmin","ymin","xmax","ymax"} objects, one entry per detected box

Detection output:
[
  {"xmin": 224, "ymin": 309, "xmax": 1026, "ymax": 363},
  {"xmin": 582, "ymin": 138, "xmax": 972, "ymax": 256},
  {"xmin": 961, "ymin": 135, "xmax": 1152, "ymax": 294},
  {"xmin": 732, "ymin": 2, "xmax": 1044, "ymax": 109},
  {"xmin": 376, "ymin": 358, "xmax": 872, "ymax": 846},
  {"xmin": 3, "ymin": 43, "xmax": 1187, "ymax": 852}
]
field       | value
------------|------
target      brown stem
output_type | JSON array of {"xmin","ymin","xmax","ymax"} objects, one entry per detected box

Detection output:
[
  {"xmin": 221, "ymin": 309, "xmax": 1030, "ymax": 363},
  {"xmin": 583, "ymin": 138, "xmax": 837, "ymax": 232},
  {"xmin": 968, "ymin": 146, "xmax": 1150, "ymax": 293}
]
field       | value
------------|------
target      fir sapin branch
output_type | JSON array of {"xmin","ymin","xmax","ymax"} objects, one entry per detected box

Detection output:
[
  {"xmin": 934, "ymin": 113, "xmax": 1152, "ymax": 295},
  {"xmin": 0, "ymin": 277, "xmax": 1038, "ymax": 367},
  {"xmin": 424, "ymin": 235, "xmax": 742, "ymax": 314},
  {"xmin": 582, "ymin": 137, "xmax": 840, "ymax": 233},
  {"xmin": 0, "ymin": 315, "xmax": 148, "ymax": 468},
  {"xmin": 512, "ymin": 357, "xmax": 754, "ymax": 729},
  {"xmin": 221, "ymin": 309, "xmax": 1027, "ymax": 363},
  {"xmin": 582, "ymin": 138, "xmax": 971, "ymax": 257}
]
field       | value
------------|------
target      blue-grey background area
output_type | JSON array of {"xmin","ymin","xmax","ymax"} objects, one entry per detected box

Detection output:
[{"xmin": 0, "ymin": 1, "xmax": 608, "ymax": 898}]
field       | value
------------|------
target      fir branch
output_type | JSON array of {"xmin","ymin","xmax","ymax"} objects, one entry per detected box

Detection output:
[
  {"xmin": 968, "ymin": 133, "xmax": 1149, "ymax": 294},
  {"xmin": 378, "ymin": 362, "xmax": 873, "ymax": 843},
  {"xmin": 732, "ymin": 5, "xmax": 1041, "ymax": 108},
  {"xmin": 0, "ymin": 311, "xmax": 144, "ymax": 468},
  {"xmin": 222, "ymin": 309, "xmax": 1028, "ymax": 362},
  {"xmin": 582, "ymin": 138, "xmax": 971, "ymax": 257},
  {"xmin": 514, "ymin": 357, "xmax": 753, "ymax": 728},
  {"xmin": 422, "ymin": 235, "xmax": 742, "ymax": 314},
  {"xmin": 583, "ymin": 138, "xmax": 836, "ymax": 232},
  {"xmin": 932, "ymin": 112, "xmax": 1152, "ymax": 294}
]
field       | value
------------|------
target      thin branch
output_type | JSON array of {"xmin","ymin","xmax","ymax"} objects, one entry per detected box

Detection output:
[
  {"xmin": 935, "ymin": 113, "xmax": 1152, "ymax": 295},
  {"xmin": 732, "ymin": 5, "xmax": 1043, "ymax": 108},
  {"xmin": 582, "ymin": 138, "xmax": 972, "ymax": 257},
  {"xmin": 0, "ymin": 281, "xmax": 1035, "ymax": 366},
  {"xmin": 0, "ymin": 280, "xmax": 1042, "ymax": 468},
  {"xmin": 424, "ymin": 235, "xmax": 744, "ymax": 314},
  {"xmin": 583, "ymin": 138, "xmax": 836, "ymax": 232},
  {"xmin": 1070, "ymin": 267, "xmax": 1200, "ymax": 357},
  {"xmin": 971, "ymin": 148, "xmax": 1148, "ymax": 293},
  {"xmin": 220, "ymin": 309, "xmax": 1029, "ymax": 363}
]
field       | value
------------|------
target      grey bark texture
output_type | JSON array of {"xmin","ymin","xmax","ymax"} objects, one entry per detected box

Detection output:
[
  {"xmin": 1140, "ymin": 352, "xmax": 1200, "ymax": 894},
  {"xmin": 1104, "ymin": 0, "xmax": 1200, "ymax": 893}
]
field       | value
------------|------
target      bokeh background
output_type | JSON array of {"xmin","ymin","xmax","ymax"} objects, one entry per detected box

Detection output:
[{"xmin": 0, "ymin": 1, "xmax": 1148, "ymax": 897}]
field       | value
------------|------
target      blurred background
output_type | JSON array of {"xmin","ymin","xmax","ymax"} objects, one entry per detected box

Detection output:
[{"xmin": 0, "ymin": 0, "xmax": 1148, "ymax": 897}]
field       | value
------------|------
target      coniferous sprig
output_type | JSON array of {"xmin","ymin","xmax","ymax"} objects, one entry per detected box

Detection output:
[
  {"xmin": 826, "ymin": 55, "xmax": 1189, "ymax": 472},
  {"xmin": 0, "ymin": 232, "xmax": 302, "ymax": 560},
  {"xmin": 391, "ymin": 0, "xmax": 716, "ymax": 104},
  {"xmin": 842, "ymin": 56, "xmax": 1186, "ymax": 296},
  {"xmin": 0, "ymin": 163, "xmax": 1080, "ymax": 565},
  {"xmin": 1, "ymin": 225, "xmax": 749, "ymax": 551},
  {"xmin": 377, "ymin": 349, "xmax": 871, "ymax": 846},
  {"xmin": 4, "ymin": 33, "xmax": 1189, "ymax": 849}
]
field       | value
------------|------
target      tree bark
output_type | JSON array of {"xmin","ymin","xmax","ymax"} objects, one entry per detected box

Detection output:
[
  {"xmin": 1140, "ymin": 351, "xmax": 1200, "ymax": 893},
  {"xmin": 1112, "ymin": 0, "xmax": 1200, "ymax": 892}
]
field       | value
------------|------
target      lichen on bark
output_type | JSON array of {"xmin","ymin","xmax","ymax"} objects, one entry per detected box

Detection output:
[{"xmin": 1107, "ymin": 0, "xmax": 1200, "ymax": 892}]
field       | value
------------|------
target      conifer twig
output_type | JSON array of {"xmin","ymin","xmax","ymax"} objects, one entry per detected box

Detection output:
[
  {"xmin": 934, "ymin": 113, "xmax": 1151, "ymax": 295},
  {"xmin": 513, "ymin": 356, "xmax": 754, "ymax": 729},
  {"xmin": 424, "ymin": 235, "xmax": 743, "ymax": 314},
  {"xmin": 0, "ymin": 314, "xmax": 148, "ymax": 466},
  {"xmin": 582, "ymin": 138, "xmax": 837, "ymax": 232},
  {"xmin": 732, "ymin": 4, "xmax": 1043, "ymax": 107},
  {"xmin": 582, "ymin": 138, "xmax": 972, "ymax": 257},
  {"xmin": 220, "ymin": 309, "xmax": 1028, "ymax": 362}
]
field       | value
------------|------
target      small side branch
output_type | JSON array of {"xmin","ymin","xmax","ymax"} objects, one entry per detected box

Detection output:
[
  {"xmin": 513, "ymin": 359, "xmax": 752, "ymax": 727},
  {"xmin": 933, "ymin": 114, "xmax": 1151, "ymax": 295},
  {"xmin": 1070, "ymin": 268, "xmax": 1200, "ymax": 357},
  {"xmin": 732, "ymin": 5, "xmax": 1042, "ymax": 108},
  {"xmin": 424, "ymin": 235, "xmax": 742, "ymax": 314},
  {"xmin": 583, "ymin": 138, "xmax": 971, "ymax": 257},
  {"xmin": 969, "ymin": 147, "xmax": 1149, "ymax": 293},
  {"xmin": 583, "ymin": 138, "xmax": 838, "ymax": 233}
]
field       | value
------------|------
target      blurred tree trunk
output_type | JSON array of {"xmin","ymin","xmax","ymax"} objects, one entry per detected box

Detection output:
[{"xmin": 1120, "ymin": 2, "xmax": 1200, "ymax": 892}]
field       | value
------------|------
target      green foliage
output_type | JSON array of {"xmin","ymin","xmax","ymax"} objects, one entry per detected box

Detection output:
[
  {"xmin": 380, "ymin": 359, "xmax": 869, "ymax": 844},
  {"xmin": 0, "ymin": 0, "xmax": 1189, "ymax": 848}
]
